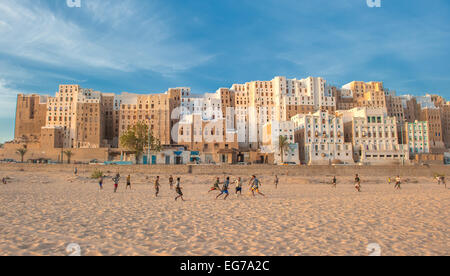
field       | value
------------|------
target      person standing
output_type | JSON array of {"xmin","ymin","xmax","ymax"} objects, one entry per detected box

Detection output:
[
  {"xmin": 113, "ymin": 173, "xmax": 120, "ymax": 193},
  {"xmin": 155, "ymin": 176, "xmax": 161, "ymax": 197},
  {"xmin": 332, "ymin": 176, "xmax": 337, "ymax": 188},
  {"xmin": 354, "ymin": 174, "xmax": 361, "ymax": 192},
  {"xmin": 274, "ymin": 175, "xmax": 279, "ymax": 189},
  {"xmin": 394, "ymin": 175, "xmax": 402, "ymax": 190},
  {"xmin": 235, "ymin": 177, "xmax": 242, "ymax": 195},
  {"xmin": 98, "ymin": 175, "xmax": 104, "ymax": 190},
  {"xmin": 126, "ymin": 174, "xmax": 132, "ymax": 190},
  {"xmin": 74, "ymin": 167, "xmax": 78, "ymax": 176},
  {"xmin": 169, "ymin": 175, "xmax": 174, "ymax": 190}
]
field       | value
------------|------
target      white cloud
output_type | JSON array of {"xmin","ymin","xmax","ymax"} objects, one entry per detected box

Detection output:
[
  {"xmin": 0, "ymin": 79, "xmax": 20, "ymax": 118},
  {"xmin": 0, "ymin": 0, "xmax": 213, "ymax": 75},
  {"xmin": 276, "ymin": 16, "xmax": 450, "ymax": 88}
]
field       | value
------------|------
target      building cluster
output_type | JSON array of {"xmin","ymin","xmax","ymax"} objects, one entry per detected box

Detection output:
[{"xmin": 8, "ymin": 76, "xmax": 450, "ymax": 165}]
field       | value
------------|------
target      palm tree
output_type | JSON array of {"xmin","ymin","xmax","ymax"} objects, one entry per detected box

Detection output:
[
  {"xmin": 16, "ymin": 147, "xmax": 28, "ymax": 163},
  {"xmin": 63, "ymin": 150, "xmax": 74, "ymax": 164},
  {"xmin": 278, "ymin": 135, "xmax": 290, "ymax": 164}
]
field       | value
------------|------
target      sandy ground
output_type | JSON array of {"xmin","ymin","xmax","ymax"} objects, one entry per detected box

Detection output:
[{"xmin": 0, "ymin": 168, "xmax": 448, "ymax": 256}]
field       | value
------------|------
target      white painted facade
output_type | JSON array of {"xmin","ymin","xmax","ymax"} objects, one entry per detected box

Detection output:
[
  {"xmin": 339, "ymin": 107, "xmax": 409, "ymax": 165},
  {"xmin": 292, "ymin": 111, "xmax": 353, "ymax": 165},
  {"xmin": 405, "ymin": 121, "xmax": 430, "ymax": 155},
  {"xmin": 262, "ymin": 121, "xmax": 300, "ymax": 164}
]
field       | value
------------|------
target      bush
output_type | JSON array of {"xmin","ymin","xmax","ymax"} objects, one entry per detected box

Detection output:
[{"xmin": 91, "ymin": 169, "xmax": 104, "ymax": 179}]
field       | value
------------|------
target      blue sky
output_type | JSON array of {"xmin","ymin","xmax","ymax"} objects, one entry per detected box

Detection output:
[{"xmin": 0, "ymin": 0, "xmax": 449, "ymax": 142}]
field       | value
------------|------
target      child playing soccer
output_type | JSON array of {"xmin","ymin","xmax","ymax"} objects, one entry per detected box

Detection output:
[
  {"xmin": 249, "ymin": 175, "xmax": 265, "ymax": 197},
  {"xmin": 208, "ymin": 177, "xmax": 221, "ymax": 193},
  {"xmin": 216, "ymin": 177, "xmax": 230, "ymax": 200},
  {"xmin": 175, "ymin": 177, "xmax": 185, "ymax": 201}
]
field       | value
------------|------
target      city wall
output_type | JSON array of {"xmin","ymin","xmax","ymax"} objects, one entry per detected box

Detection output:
[
  {"xmin": 0, "ymin": 143, "xmax": 109, "ymax": 163},
  {"xmin": 1, "ymin": 163, "xmax": 448, "ymax": 178}
]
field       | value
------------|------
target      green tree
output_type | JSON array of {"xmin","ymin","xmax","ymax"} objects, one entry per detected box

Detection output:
[
  {"xmin": 16, "ymin": 147, "xmax": 28, "ymax": 163},
  {"xmin": 120, "ymin": 122, "xmax": 150, "ymax": 164},
  {"xmin": 278, "ymin": 135, "xmax": 290, "ymax": 164},
  {"xmin": 149, "ymin": 134, "xmax": 162, "ymax": 153},
  {"xmin": 63, "ymin": 150, "xmax": 74, "ymax": 164}
]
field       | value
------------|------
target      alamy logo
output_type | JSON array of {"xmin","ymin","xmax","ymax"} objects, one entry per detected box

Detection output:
[
  {"xmin": 67, "ymin": 0, "xmax": 81, "ymax": 8},
  {"xmin": 367, "ymin": 0, "xmax": 381, "ymax": 8},
  {"xmin": 66, "ymin": 243, "xmax": 81, "ymax": 256}
]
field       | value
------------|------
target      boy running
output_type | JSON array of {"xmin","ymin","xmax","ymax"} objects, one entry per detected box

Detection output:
[
  {"xmin": 250, "ymin": 175, "xmax": 265, "ymax": 197},
  {"xmin": 155, "ymin": 176, "xmax": 161, "ymax": 197},
  {"xmin": 208, "ymin": 177, "xmax": 221, "ymax": 193},
  {"xmin": 354, "ymin": 174, "xmax": 361, "ymax": 192},
  {"xmin": 216, "ymin": 177, "xmax": 230, "ymax": 200},
  {"xmin": 175, "ymin": 177, "xmax": 185, "ymax": 201}
]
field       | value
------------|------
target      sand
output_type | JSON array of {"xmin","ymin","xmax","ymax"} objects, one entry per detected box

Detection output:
[{"xmin": 0, "ymin": 166, "xmax": 448, "ymax": 256}]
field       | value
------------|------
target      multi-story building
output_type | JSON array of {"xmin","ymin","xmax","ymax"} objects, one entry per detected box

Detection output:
[
  {"xmin": 262, "ymin": 121, "xmax": 299, "ymax": 164},
  {"xmin": 10, "ymin": 76, "xmax": 449, "ymax": 164},
  {"xmin": 73, "ymin": 88, "xmax": 105, "ymax": 148},
  {"xmin": 118, "ymin": 88, "xmax": 181, "ymax": 146},
  {"xmin": 420, "ymin": 107, "xmax": 445, "ymax": 152},
  {"xmin": 230, "ymin": 76, "xmax": 336, "ymax": 150},
  {"xmin": 292, "ymin": 111, "xmax": 353, "ymax": 165},
  {"xmin": 405, "ymin": 121, "xmax": 430, "ymax": 156},
  {"xmin": 385, "ymin": 91, "xmax": 405, "ymax": 123},
  {"xmin": 339, "ymin": 107, "xmax": 409, "ymax": 165},
  {"xmin": 429, "ymin": 94, "xmax": 447, "ymax": 108},
  {"xmin": 439, "ymin": 103, "xmax": 450, "ymax": 148},
  {"xmin": 40, "ymin": 126, "xmax": 64, "ymax": 150},
  {"xmin": 400, "ymin": 95, "xmax": 421, "ymax": 123},
  {"xmin": 176, "ymin": 113, "xmax": 239, "ymax": 164},
  {"xmin": 416, "ymin": 94, "xmax": 437, "ymax": 109},
  {"xmin": 14, "ymin": 94, "xmax": 48, "ymax": 142},
  {"xmin": 47, "ymin": 86, "xmax": 106, "ymax": 149},
  {"xmin": 335, "ymin": 87, "xmax": 356, "ymax": 110},
  {"xmin": 101, "ymin": 93, "xmax": 119, "ymax": 147},
  {"xmin": 342, "ymin": 81, "xmax": 386, "ymax": 109}
]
